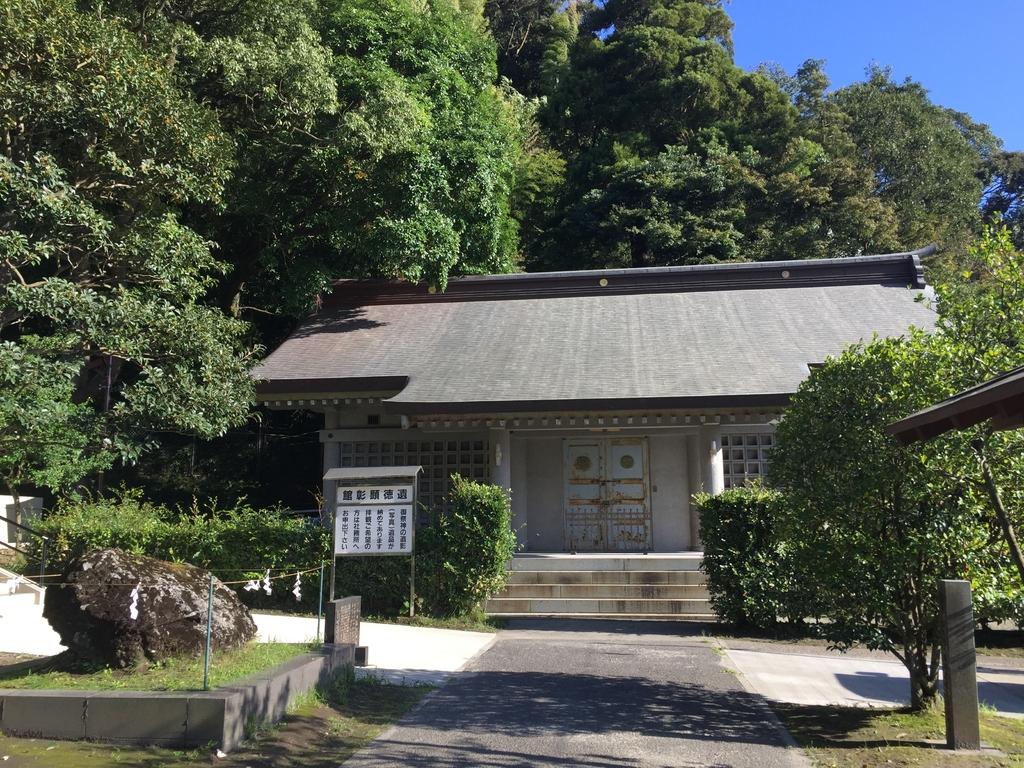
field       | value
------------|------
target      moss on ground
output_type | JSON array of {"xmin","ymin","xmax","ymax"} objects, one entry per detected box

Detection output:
[
  {"xmin": 0, "ymin": 642, "xmax": 311, "ymax": 691},
  {"xmin": 776, "ymin": 702, "xmax": 1024, "ymax": 767}
]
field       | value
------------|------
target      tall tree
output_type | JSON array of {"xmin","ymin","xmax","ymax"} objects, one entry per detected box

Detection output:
[
  {"xmin": 533, "ymin": 0, "xmax": 887, "ymax": 270},
  {"xmin": 830, "ymin": 66, "xmax": 1000, "ymax": 257},
  {"xmin": 0, "ymin": 0, "xmax": 256, "ymax": 495},
  {"xmin": 96, "ymin": 0, "xmax": 522, "ymax": 316}
]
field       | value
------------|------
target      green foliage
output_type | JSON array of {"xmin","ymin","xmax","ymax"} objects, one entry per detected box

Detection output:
[
  {"xmin": 770, "ymin": 335, "xmax": 1021, "ymax": 709},
  {"xmin": 829, "ymin": 65, "xmax": 1000, "ymax": 256},
  {"xmin": 694, "ymin": 486, "xmax": 798, "ymax": 629},
  {"xmin": 419, "ymin": 476, "xmax": 516, "ymax": 617},
  {"xmin": 0, "ymin": 0, "xmax": 256, "ymax": 495},
  {"xmin": 981, "ymin": 151, "xmax": 1024, "ymax": 250},
  {"xmin": 532, "ymin": 0, "xmax": 894, "ymax": 270},
  {"xmin": 33, "ymin": 478, "xmax": 518, "ymax": 619},
  {"xmin": 33, "ymin": 491, "xmax": 331, "ymax": 611},
  {"xmin": 485, "ymin": 0, "xmax": 573, "ymax": 97}
]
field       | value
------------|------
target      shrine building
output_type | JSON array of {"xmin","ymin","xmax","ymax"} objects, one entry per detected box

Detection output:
[{"xmin": 254, "ymin": 250, "xmax": 934, "ymax": 554}]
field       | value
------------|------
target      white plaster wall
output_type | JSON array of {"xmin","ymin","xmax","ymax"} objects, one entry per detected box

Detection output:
[
  {"xmin": 1, "ymin": 496, "xmax": 42, "ymax": 547},
  {"xmin": 649, "ymin": 434, "xmax": 690, "ymax": 551},
  {"xmin": 523, "ymin": 437, "xmax": 565, "ymax": 551}
]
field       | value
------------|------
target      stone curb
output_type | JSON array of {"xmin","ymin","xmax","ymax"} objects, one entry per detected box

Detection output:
[{"xmin": 0, "ymin": 643, "xmax": 354, "ymax": 752}]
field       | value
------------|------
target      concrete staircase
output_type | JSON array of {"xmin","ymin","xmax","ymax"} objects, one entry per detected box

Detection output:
[{"xmin": 484, "ymin": 553, "xmax": 716, "ymax": 620}]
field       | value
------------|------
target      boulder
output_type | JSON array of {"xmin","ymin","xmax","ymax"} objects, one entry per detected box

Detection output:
[{"xmin": 44, "ymin": 548, "xmax": 257, "ymax": 668}]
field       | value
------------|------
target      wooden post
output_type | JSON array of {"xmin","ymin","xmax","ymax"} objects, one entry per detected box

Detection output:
[{"xmin": 940, "ymin": 579, "xmax": 980, "ymax": 751}]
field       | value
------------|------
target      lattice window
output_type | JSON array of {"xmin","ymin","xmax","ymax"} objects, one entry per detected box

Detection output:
[
  {"xmin": 337, "ymin": 438, "xmax": 489, "ymax": 514},
  {"xmin": 722, "ymin": 432, "xmax": 774, "ymax": 489}
]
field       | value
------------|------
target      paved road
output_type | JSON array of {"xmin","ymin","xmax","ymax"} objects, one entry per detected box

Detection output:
[{"xmin": 346, "ymin": 619, "xmax": 808, "ymax": 768}]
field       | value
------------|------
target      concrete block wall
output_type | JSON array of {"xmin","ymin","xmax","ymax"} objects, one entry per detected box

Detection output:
[{"xmin": 0, "ymin": 643, "xmax": 355, "ymax": 752}]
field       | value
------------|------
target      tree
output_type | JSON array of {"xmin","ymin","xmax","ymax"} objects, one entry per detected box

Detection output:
[
  {"xmin": 926, "ymin": 228, "xmax": 1024, "ymax": 589},
  {"xmin": 829, "ymin": 66, "xmax": 1000, "ymax": 258},
  {"xmin": 0, "ymin": 0, "xmax": 256, "ymax": 494},
  {"xmin": 981, "ymin": 151, "xmax": 1024, "ymax": 250},
  {"xmin": 484, "ymin": 0, "xmax": 573, "ymax": 97},
  {"xmin": 770, "ymin": 335, "xmax": 1016, "ymax": 710},
  {"xmin": 93, "ymin": 0, "xmax": 523, "ymax": 316},
  {"xmin": 533, "ymin": 0, "xmax": 891, "ymax": 270}
]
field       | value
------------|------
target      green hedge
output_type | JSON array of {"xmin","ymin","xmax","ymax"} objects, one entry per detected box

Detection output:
[
  {"xmin": 695, "ymin": 486, "xmax": 799, "ymax": 629},
  {"xmin": 32, "ymin": 478, "xmax": 516, "ymax": 617},
  {"xmin": 31, "ymin": 491, "xmax": 331, "ymax": 611},
  {"xmin": 418, "ymin": 475, "xmax": 517, "ymax": 617}
]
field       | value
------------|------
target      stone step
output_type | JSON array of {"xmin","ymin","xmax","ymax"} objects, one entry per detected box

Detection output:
[
  {"xmin": 508, "ymin": 570, "xmax": 706, "ymax": 586},
  {"xmin": 508, "ymin": 555, "xmax": 703, "ymax": 572},
  {"xmin": 484, "ymin": 597, "xmax": 714, "ymax": 616},
  {"xmin": 495, "ymin": 583, "xmax": 710, "ymax": 600},
  {"xmin": 485, "ymin": 612, "xmax": 717, "ymax": 622}
]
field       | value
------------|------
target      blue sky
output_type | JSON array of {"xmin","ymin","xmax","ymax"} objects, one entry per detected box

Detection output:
[{"xmin": 727, "ymin": 1, "xmax": 1023, "ymax": 150}]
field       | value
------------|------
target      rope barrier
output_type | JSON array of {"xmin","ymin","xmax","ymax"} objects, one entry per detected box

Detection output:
[{"xmin": 18, "ymin": 564, "xmax": 326, "ymax": 589}]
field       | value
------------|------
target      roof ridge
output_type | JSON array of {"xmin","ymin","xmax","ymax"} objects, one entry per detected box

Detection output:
[{"xmin": 323, "ymin": 249, "xmax": 931, "ymax": 309}]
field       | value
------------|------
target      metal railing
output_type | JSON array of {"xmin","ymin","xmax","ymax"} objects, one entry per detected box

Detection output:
[{"xmin": 0, "ymin": 513, "xmax": 49, "ymax": 585}]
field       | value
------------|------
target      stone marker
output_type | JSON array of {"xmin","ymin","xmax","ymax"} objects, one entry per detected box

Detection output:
[
  {"xmin": 939, "ymin": 579, "xmax": 981, "ymax": 750},
  {"xmin": 325, "ymin": 595, "xmax": 361, "ymax": 647},
  {"xmin": 44, "ymin": 548, "xmax": 257, "ymax": 668}
]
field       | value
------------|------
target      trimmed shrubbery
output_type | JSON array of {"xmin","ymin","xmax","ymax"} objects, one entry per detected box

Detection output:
[
  {"xmin": 418, "ymin": 475, "xmax": 517, "ymax": 617},
  {"xmin": 31, "ymin": 491, "xmax": 331, "ymax": 611},
  {"xmin": 694, "ymin": 486, "xmax": 801, "ymax": 629},
  {"xmin": 30, "ymin": 476, "xmax": 516, "ymax": 617}
]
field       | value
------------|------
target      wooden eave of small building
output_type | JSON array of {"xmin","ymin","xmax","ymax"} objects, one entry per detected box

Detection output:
[{"xmin": 887, "ymin": 365, "xmax": 1024, "ymax": 445}]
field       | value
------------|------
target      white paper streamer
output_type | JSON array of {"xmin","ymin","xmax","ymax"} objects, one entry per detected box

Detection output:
[
  {"xmin": 243, "ymin": 578, "xmax": 260, "ymax": 592},
  {"xmin": 262, "ymin": 568, "xmax": 272, "ymax": 596},
  {"xmin": 6, "ymin": 575, "xmax": 22, "ymax": 595},
  {"xmin": 292, "ymin": 572, "xmax": 302, "ymax": 602},
  {"xmin": 128, "ymin": 582, "xmax": 141, "ymax": 621}
]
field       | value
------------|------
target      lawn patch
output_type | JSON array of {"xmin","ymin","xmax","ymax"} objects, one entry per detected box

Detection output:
[
  {"xmin": 0, "ymin": 642, "xmax": 311, "ymax": 691},
  {"xmin": 775, "ymin": 702, "xmax": 1024, "ymax": 767}
]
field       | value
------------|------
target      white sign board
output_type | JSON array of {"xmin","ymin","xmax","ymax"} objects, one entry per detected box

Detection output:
[{"xmin": 334, "ymin": 484, "xmax": 415, "ymax": 556}]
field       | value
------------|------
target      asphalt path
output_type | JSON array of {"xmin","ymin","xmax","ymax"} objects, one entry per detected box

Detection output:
[{"xmin": 345, "ymin": 618, "xmax": 808, "ymax": 768}]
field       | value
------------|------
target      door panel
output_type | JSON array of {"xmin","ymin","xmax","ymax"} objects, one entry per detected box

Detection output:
[
  {"xmin": 564, "ymin": 442, "xmax": 605, "ymax": 551},
  {"xmin": 564, "ymin": 438, "xmax": 651, "ymax": 552}
]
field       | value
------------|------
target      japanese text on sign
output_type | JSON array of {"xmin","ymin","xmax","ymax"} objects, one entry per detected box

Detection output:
[{"xmin": 335, "ymin": 485, "xmax": 414, "ymax": 556}]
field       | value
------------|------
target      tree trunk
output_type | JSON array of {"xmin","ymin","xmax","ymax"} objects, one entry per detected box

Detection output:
[
  {"xmin": 904, "ymin": 642, "xmax": 941, "ymax": 711},
  {"xmin": 973, "ymin": 441, "xmax": 1024, "ymax": 586}
]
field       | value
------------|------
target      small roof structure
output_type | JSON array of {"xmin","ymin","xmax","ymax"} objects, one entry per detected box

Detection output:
[
  {"xmin": 255, "ymin": 250, "xmax": 936, "ymax": 415},
  {"xmin": 323, "ymin": 467, "xmax": 423, "ymax": 481},
  {"xmin": 887, "ymin": 366, "xmax": 1024, "ymax": 445}
]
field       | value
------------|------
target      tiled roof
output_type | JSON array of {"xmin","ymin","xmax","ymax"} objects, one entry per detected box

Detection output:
[{"xmin": 254, "ymin": 251, "xmax": 936, "ymax": 414}]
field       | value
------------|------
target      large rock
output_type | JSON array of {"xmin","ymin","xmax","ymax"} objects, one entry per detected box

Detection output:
[{"xmin": 44, "ymin": 548, "xmax": 257, "ymax": 668}]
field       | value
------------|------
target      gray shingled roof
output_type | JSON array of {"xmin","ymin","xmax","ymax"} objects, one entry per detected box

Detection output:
[{"xmin": 255, "ymin": 254, "xmax": 936, "ymax": 413}]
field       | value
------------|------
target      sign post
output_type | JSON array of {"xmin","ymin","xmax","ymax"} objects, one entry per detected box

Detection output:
[
  {"xmin": 939, "ymin": 579, "xmax": 981, "ymax": 751},
  {"xmin": 324, "ymin": 466, "xmax": 422, "ymax": 616}
]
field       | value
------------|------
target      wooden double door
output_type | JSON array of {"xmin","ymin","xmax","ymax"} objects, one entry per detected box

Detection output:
[{"xmin": 563, "ymin": 437, "xmax": 652, "ymax": 552}]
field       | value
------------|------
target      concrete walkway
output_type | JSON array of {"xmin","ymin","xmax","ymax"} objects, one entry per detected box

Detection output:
[
  {"xmin": 345, "ymin": 619, "xmax": 808, "ymax": 768},
  {"xmin": 253, "ymin": 613, "xmax": 494, "ymax": 685},
  {"xmin": 0, "ymin": 605, "xmax": 493, "ymax": 687},
  {"xmin": 725, "ymin": 646, "xmax": 1024, "ymax": 718}
]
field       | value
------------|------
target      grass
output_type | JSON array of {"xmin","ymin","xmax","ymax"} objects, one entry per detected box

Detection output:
[
  {"xmin": 365, "ymin": 611, "xmax": 506, "ymax": 633},
  {"xmin": 0, "ymin": 677, "xmax": 431, "ymax": 767},
  {"xmin": 0, "ymin": 642, "xmax": 311, "ymax": 691},
  {"xmin": 776, "ymin": 701, "xmax": 1024, "ymax": 767}
]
